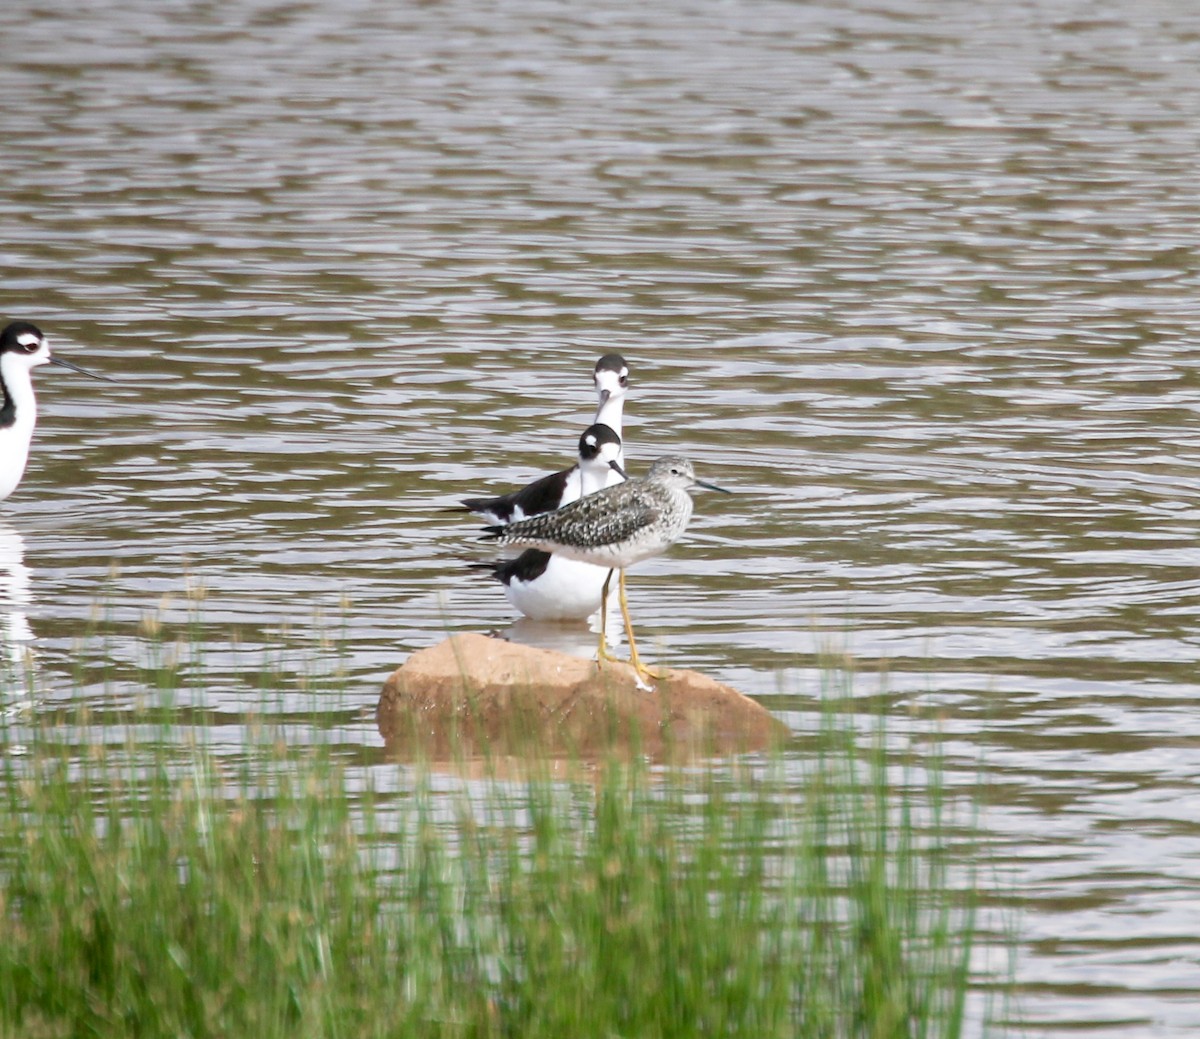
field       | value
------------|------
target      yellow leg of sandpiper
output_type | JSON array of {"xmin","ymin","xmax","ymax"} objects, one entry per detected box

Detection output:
[{"xmin": 618, "ymin": 569, "xmax": 667, "ymax": 687}]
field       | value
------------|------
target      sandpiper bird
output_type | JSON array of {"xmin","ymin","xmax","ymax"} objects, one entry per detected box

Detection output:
[
  {"xmin": 480, "ymin": 456, "xmax": 729, "ymax": 688},
  {"xmin": 470, "ymin": 423, "xmax": 629, "ymax": 620},
  {"xmin": 460, "ymin": 353, "xmax": 630, "ymax": 524},
  {"xmin": 0, "ymin": 321, "xmax": 111, "ymax": 502}
]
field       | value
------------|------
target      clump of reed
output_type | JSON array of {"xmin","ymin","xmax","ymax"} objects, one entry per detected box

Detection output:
[{"xmin": 0, "ymin": 692, "xmax": 987, "ymax": 1038}]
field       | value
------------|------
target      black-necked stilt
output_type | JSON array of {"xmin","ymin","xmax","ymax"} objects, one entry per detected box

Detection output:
[
  {"xmin": 0, "ymin": 321, "xmax": 111, "ymax": 502},
  {"xmin": 480, "ymin": 456, "xmax": 730, "ymax": 688},
  {"xmin": 591, "ymin": 353, "xmax": 629, "ymax": 463},
  {"xmin": 460, "ymin": 353, "xmax": 630, "ymax": 524},
  {"xmin": 470, "ymin": 423, "xmax": 627, "ymax": 621}
]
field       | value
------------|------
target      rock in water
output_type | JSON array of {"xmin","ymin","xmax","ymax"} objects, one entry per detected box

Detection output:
[{"xmin": 377, "ymin": 633, "xmax": 787, "ymax": 759}]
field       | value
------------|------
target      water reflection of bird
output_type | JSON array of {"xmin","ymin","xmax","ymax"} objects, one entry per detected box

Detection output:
[
  {"xmin": 469, "ymin": 423, "xmax": 628, "ymax": 620},
  {"xmin": 0, "ymin": 521, "xmax": 35, "ymax": 683},
  {"xmin": 481, "ymin": 456, "xmax": 729, "ymax": 689},
  {"xmin": 0, "ymin": 321, "xmax": 111, "ymax": 502},
  {"xmin": 459, "ymin": 353, "xmax": 630, "ymax": 524}
]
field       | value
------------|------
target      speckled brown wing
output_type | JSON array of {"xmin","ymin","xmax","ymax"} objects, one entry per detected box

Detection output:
[{"xmin": 493, "ymin": 483, "xmax": 662, "ymax": 553}]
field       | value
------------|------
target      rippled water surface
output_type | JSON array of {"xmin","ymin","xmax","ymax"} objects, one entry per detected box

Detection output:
[{"xmin": 4, "ymin": 0, "xmax": 1200, "ymax": 1032}]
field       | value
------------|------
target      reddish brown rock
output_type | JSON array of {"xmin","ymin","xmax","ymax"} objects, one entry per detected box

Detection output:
[{"xmin": 377, "ymin": 633, "xmax": 787, "ymax": 760}]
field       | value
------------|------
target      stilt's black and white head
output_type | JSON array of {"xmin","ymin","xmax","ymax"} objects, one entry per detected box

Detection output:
[
  {"xmin": 577, "ymin": 423, "xmax": 626, "ymax": 482},
  {"xmin": 0, "ymin": 321, "xmax": 110, "ymax": 386},
  {"xmin": 0, "ymin": 321, "xmax": 52, "ymax": 377},
  {"xmin": 592, "ymin": 353, "xmax": 630, "ymax": 415}
]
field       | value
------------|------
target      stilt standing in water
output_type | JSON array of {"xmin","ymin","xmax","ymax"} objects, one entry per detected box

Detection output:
[{"xmin": 0, "ymin": 321, "xmax": 111, "ymax": 502}]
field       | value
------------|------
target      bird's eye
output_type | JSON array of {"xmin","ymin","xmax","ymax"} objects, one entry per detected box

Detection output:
[
  {"xmin": 16, "ymin": 336, "xmax": 40, "ymax": 354},
  {"xmin": 619, "ymin": 373, "xmax": 629, "ymax": 387}
]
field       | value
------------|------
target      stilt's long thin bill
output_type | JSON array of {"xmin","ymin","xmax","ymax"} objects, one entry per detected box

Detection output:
[{"xmin": 49, "ymin": 355, "xmax": 113, "ymax": 382}]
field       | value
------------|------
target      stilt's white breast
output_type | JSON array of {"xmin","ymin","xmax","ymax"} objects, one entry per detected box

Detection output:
[
  {"xmin": 0, "ymin": 353, "xmax": 38, "ymax": 502},
  {"xmin": 503, "ymin": 555, "xmax": 612, "ymax": 621}
]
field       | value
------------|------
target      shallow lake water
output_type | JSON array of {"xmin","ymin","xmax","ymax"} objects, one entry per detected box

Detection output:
[{"xmin": 4, "ymin": 0, "xmax": 1200, "ymax": 1032}]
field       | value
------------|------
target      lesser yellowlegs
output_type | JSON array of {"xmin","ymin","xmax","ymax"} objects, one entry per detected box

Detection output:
[{"xmin": 480, "ymin": 455, "xmax": 729, "ymax": 688}]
